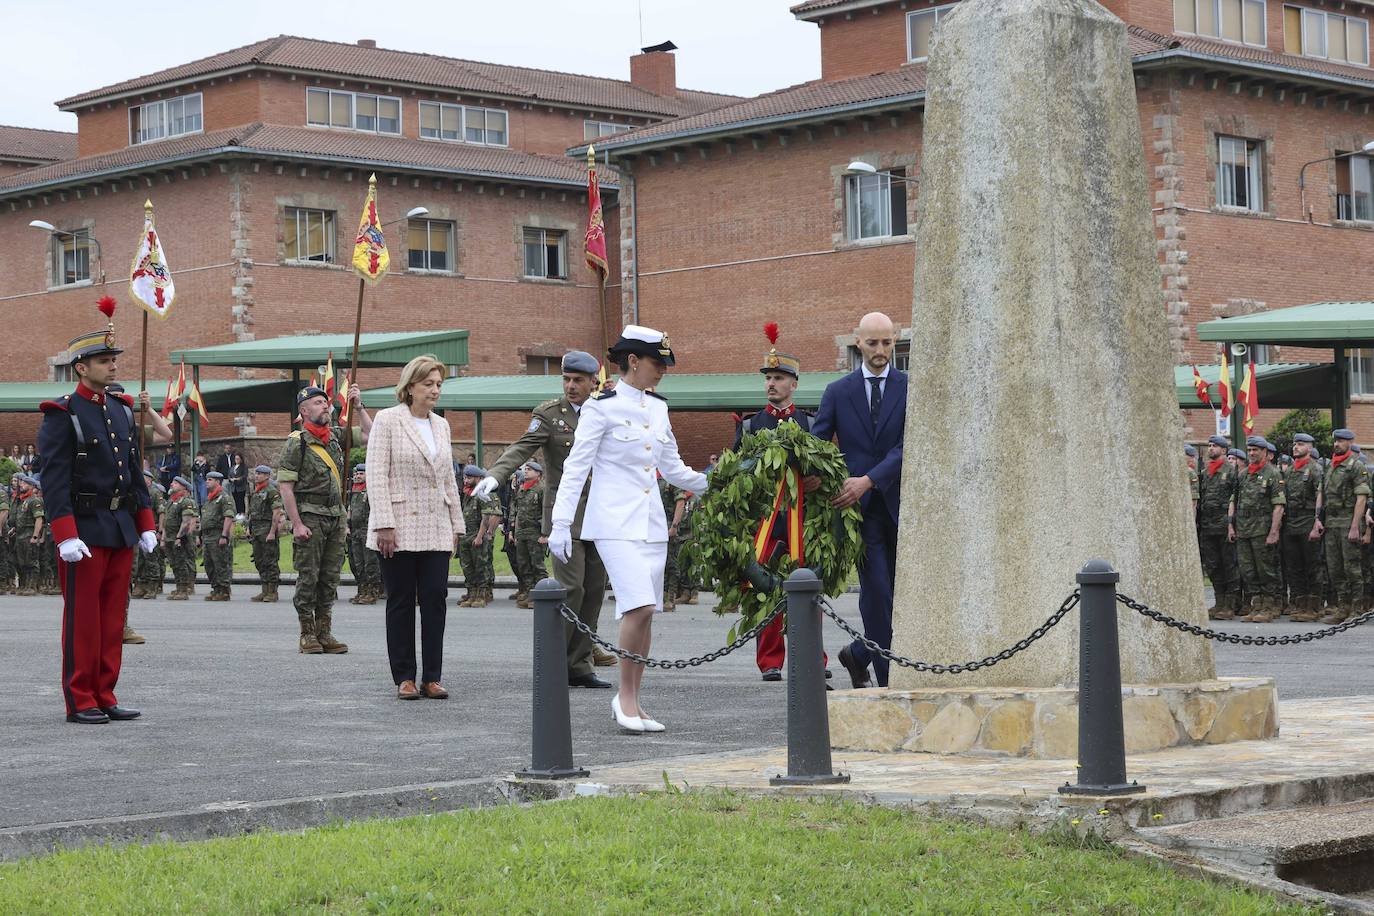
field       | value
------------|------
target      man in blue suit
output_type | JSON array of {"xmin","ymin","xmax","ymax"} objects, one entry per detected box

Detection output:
[{"xmin": 811, "ymin": 313, "xmax": 906, "ymax": 688}]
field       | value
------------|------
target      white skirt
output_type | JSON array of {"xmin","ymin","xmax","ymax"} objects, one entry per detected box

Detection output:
[{"xmin": 594, "ymin": 539, "xmax": 666, "ymax": 618}]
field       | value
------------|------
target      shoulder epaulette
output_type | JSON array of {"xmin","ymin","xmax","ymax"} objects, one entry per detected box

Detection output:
[
  {"xmin": 593, "ymin": 389, "xmax": 617, "ymax": 401},
  {"xmin": 646, "ymin": 390, "xmax": 667, "ymax": 402},
  {"xmin": 287, "ymin": 430, "xmax": 302, "ymax": 440},
  {"xmin": 535, "ymin": 397, "xmax": 562, "ymax": 412},
  {"xmin": 39, "ymin": 395, "xmax": 71, "ymax": 413},
  {"xmin": 110, "ymin": 392, "xmax": 134, "ymax": 408}
]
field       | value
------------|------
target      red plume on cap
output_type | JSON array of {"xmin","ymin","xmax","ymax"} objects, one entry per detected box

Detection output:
[
  {"xmin": 96, "ymin": 296, "xmax": 117, "ymax": 320},
  {"xmin": 763, "ymin": 322, "xmax": 779, "ymax": 345}
]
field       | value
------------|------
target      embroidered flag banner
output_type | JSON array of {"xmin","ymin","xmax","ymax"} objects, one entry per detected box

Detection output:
[
  {"xmin": 351, "ymin": 174, "xmax": 390, "ymax": 283},
  {"xmin": 129, "ymin": 199, "xmax": 176, "ymax": 318}
]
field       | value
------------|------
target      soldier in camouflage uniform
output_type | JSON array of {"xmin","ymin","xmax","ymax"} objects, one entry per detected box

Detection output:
[
  {"xmin": 199, "ymin": 470, "xmax": 235, "ymax": 600},
  {"xmin": 1236, "ymin": 436, "xmax": 1286, "ymax": 622},
  {"xmin": 34, "ymin": 479, "xmax": 60, "ymax": 595},
  {"xmin": 673, "ymin": 488, "xmax": 700, "ymax": 605},
  {"xmin": 277, "ymin": 385, "xmax": 371, "ymax": 654},
  {"xmin": 163, "ymin": 476, "xmax": 199, "ymax": 598},
  {"xmin": 13, "ymin": 475, "xmax": 43, "ymax": 596},
  {"xmin": 1318, "ymin": 428, "xmax": 1371, "ymax": 623},
  {"xmin": 1281, "ymin": 433, "xmax": 1325, "ymax": 621},
  {"xmin": 135, "ymin": 479, "xmax": 167, "ymax": 599},
  {"xmin": 247, "ymin": 464, "xmax": 283, "ymax": 603},
  {"xmin": 511, "ymin": 462, "xmax": 547, "ymax": 609},
  {"xmin": 457, "ymin": 465, "xmax": 501, "ymax": 607},
  {"xmin": 1197, "ymin": 435, "xmax": 1241, "ymax": 619},
  {"xmin": 1184, "ymin": 444, "xmax": 1199, "ymax": 516},
  {"xmin": 347, "ymin": 464, "xmax": 381, "ymax": 605},
  {"xmin": 660, "ymin": 476, "xmax": 685, "ymax": 612},
  {"xmin": 0, "ymin": 477, "xmax": 13, "ymax": 594}
]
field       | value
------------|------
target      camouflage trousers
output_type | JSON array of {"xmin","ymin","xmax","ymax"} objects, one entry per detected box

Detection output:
[
  {"xmin": 1280, "ymin": 526, "xmax": 1324, "ymax": 603},
  {"xmin": 16, "ymin": 537, "xmax": 40, "ymax": 588},
  {"xmin": 250, "ymin": 534, "xmax": 281, "ymax": 586},
  {"xmin": 135, "ymin": 543, "xmax": 166, "ymax": 590},
  {"xmin": 664, "ymin": 537, "xmax": 683, "ymax": 598},
  {"xmin": 292, "ymin": 512, "xmax": 346, "ymax": 622},
  {"xmin": 514, "ymin": 535, "xmax": 547, "ymax": 591},
  {"xmin": 1197, "ymin": 528, "xmax": 1240, "ymax": 602},
  {"xmin": 1324, "ymin": 516, "xmax": 1365, "ymax": 606},
  {"xmin": 39, "ymin": 534, "xmax": 55, "ymax": 587},
  {"xmin": 347, "ymin": 531, "xmax": 381, "ymax": 592},
  {"xmin": 167, "ymin": 539, "xmax": 198, "ymax": 589},
  {"xmin": 203, "ymin": 536, "xmax": 233, "ymax": 592},
  {"xmin": 0, "ymin": 535, "xmax": 14, "ymax": 588},
  {"xmin": 457, "ymin": 536, "xmax": 492, "ymax": 590},
  {"xmin": 1236, "ymin": 535, "xmax": 1282, "ymax": 602},
  {"xmin": 484, "ymin": 533, "xmax": 497, "ymax": 584}
]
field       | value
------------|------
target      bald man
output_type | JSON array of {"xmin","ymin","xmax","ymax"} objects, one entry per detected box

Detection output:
[{"xmin": 811, "ymin": 313, "xmax": 907, "ymax": 688}]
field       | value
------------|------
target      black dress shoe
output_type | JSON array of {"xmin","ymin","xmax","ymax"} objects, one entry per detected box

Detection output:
[
  {"xmin": 100, "ymin": 705, "xmax": 141, "ymax": 721},
  {"xmin": 838, "ymin": 646, "xmax": 873, "ymax": 689},
  {"xmin": 760, "ymin": 668, "xmax": 782, "ymax": 682},
  {"xmin": 568, "ymin": 673, "xmax": 613, "ymax": 688},
  {"xmin": 825, "ymin": 668, "xmax": 833, "ymax": 680},
  {"xmin": 66, "ymin": 708, "xmax": 110, "ymax": 724}
]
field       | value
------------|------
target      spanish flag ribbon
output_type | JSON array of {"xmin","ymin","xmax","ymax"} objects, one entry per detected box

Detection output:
[{"xmin": 749, "ymin": 466, "xmax": 804, "ymax": 582}]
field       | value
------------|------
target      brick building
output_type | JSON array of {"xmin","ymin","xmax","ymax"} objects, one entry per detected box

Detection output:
[
  {"xmin": 587, "ymin": 0, "xmax": 1374, "ymax": 459},
  {"xmin": 0, "ymin": 36, "xmax": 732, "ymax": 453}
]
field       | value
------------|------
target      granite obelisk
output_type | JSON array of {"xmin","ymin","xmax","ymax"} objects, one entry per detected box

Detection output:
[{"xmin": 890, "ymin": 0, "xmax": 1215, "ymax": 688}]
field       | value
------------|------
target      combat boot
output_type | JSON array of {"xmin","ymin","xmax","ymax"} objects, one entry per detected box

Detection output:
[
  {"xmin": 662, "ymin": 597, "xmax": 676, "ymax": 612},
  {"xmin": 123, "ymin": 624, "xmax": 146, "ymax": 645},
  {"xmin": 1318, "ymin": 601, "xmax": 1348, "ymax": 625},
  {"xmin": 299, "ymin": 617, "xmax": 324, "ymax": 654},
  {"xmin": 468, "ymin": 588, "xmax": 488, "ymax": 608},
  {"xmin": 263, "ymin": 584, "xmax": 279, "ymax": 603},
  {"xmin": 593, "ymin": 647, "xmax": 617, "ymax": 667},
  {"xmin": 456, "ymin": 589, "xmax": 473, "ymax": 607},
  {"xmin": 1253, "ymin": 597, "xmax": 1278, "ymax": 622},
  {"xmin": 130, "ymin": 583, "xmax": 147, "ymax": 600},
  {"xmin": 315, "ymin": 614, "xmax": 348, "ymax": 654},
  {"xmin": 167, "ymin": 586, "xmax": 188, "ymax": 601},
  {"xmin": 1289, "ymin": 595, "xmax": 1318, "ymax": 623},
  {"xmin": 515, "ymin": 593, "xmax": 533, "ymax": 609}
]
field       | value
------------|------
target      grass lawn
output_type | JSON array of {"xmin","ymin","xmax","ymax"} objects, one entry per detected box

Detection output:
[
  {"xmin": 0, "ymin": 794, "xmax": 1309, "ymax": 914},
  {"xmin": 227, "ymin": 532, "xmax": 516, "ymax": 578}
]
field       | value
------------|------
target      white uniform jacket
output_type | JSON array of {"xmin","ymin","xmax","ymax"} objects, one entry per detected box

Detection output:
[{"xmin": 551, "ymin": 382, "xmax": 708, "ymax": 543}]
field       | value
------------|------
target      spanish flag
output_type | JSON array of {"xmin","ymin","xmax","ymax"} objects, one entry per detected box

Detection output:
[
  {"xmin": 186, "ymin": 367, "xmax": 209, "ymax": 430},
  {"xmin": 338, "ymin": 370, "xmax": 352, "ymax": 426},
  {"xmin": 162, "ymin": 359, "xmax": 186, "ymax": 418},
  {"xmin": 1239, "ymin": 358, "xmax": 1258, "ymax": 433},
  {"xmin": 1218, "ymin": 349, "xmax": 1232, "ymax": 418},
  {"xmin": 351, "ymin": 173, "xmax": 390, "ymax": 283},
  {"xmin": 322, "ymin": 352, "xmax": 337, "ymax": 406},
  {"xmin": 1191, "ymin": 365, "xmax": 1213, "ymax": 409}
]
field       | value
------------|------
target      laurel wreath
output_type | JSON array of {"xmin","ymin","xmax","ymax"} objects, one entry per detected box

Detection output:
[{"xmin": 681, "ymin": 422, "xmax": 864, "ymax": 641}]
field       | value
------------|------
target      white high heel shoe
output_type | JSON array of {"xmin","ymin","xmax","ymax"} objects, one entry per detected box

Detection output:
[
  {"xmin": 638, "ymin": 710, "xmax": 666, "ymax": 733},
  {"xmin": 612, "ymin": 694, "xmax": 645, "ymax": 733}
]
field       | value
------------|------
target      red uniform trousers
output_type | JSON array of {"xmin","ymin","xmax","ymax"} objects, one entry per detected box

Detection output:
[
  {"xmin": 756, "ymin": 614, "xmax": 828, "ymax": 672},
  {"xmin": 59, "ymin": 545, "xmax": 134, "ymax": 715}
]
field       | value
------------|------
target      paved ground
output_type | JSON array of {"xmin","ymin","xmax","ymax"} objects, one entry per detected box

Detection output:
[{"xmin": 1, "ymin": 584, "xmax": 1369, "ymax": 829}]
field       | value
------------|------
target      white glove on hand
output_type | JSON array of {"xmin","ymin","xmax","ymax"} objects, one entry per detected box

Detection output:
[
  {"xmin": 139, "ymin": 531, "xmax": 158, "ymax": 554},
  {"xmin": 472, "ymin": 475, "xmax": 499, "ymax": 502},
  {"xmin": 549, "ymin": 525, "xmax": 573, "ymax": 564},
  {"xmin": 58, "ymin": 538, "xmax": 92, "ymax": 563}
]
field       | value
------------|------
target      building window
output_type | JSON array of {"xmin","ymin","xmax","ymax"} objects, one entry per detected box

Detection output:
[
  {"xmin": 1283, "ymin": 6, "xmax": 1370, "ymax": 64},
  {"xmin": 526, "ymin": 355, "xmax": 559, "ymax": 374},
  {"xmin": 417, "ymin": 101, "xmax": 507, "ymax": 146},
  {"xmin": 846, "ymin": 168, "xmax": 908, "ymax": 240},
  {"xmin": 48, "ymin": 353, "xmax": 76, "ymax": 383},
  {"xmin": 1248, "ymin": 343, "xmax": 1273, "ymax": 363},
  {"xmin": 129, "ymin": 92, "xmax": 203, "ymax": 145},
  {"xmin": 907, "ymin": 5, "xmax": 956, "ymax": 61},
  {"xmin": 1216, "ymin": 136, "xmax": 1264, "ymax": 211},
  {"xmin": 1336, "ymin": 153, "xmax": 1374, "ymax": 221},
  {"xmin": 848, "ymin": 342, "xmax": 911, "ymax": 372},
  {"xmin": 407, "ymin": 219, "xmax": 455, "ymax": 271},
  {"xmin": 1351, "ymin": 348, "xmax": 1374, "ymax": 395},
  {"xmin": 1175, "ymin": 0, "xmax": 1267, "ymax": 45},
  {"xmin": 522, "ymin": 228, "xmax": 567, "ymax": 279},
  {"xmin": 584, "ymin": 120, "xmax": 632, "ymax": 140},
  {"xmin": 284, "ymin": 208, "xmax": 335, "ymax": 262},
  {"xmin": 305, "ymin": 88, "xmax": 401, "ymax": 134},
  {"xmin": 50, "ymin": 229, "xmax": 94, "ymax": 286},
  {"xmin": 465, "ymin": 106, "xmax": 508, "ymax": 146},
  {"xmin": 419, "ymin": 101, "xmax": 463, "ymax": 140}
]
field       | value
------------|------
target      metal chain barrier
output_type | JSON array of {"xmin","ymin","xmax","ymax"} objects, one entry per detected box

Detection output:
[
  {"xmin": 817, "ymin": 591, "xmax": 1080, "ymax": 674},
  {"xmin": 1118, "ymin": 592, "xmax": 1374, "ymax": 645},
  {"xmin": 555, "ymin": 599, "xmax": 785, "ymax": 669}
]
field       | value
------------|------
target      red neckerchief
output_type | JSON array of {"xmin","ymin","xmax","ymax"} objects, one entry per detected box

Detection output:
[
  {"xmin": 172, "ymin": 491, "xmax": 186, "ymax": 502},
  {"xmin": 1333, "ymin": 450, "xmax": 1352, "ymax": 468},
  {"xmin": 1206, "ymin": 458, "xmax": 1226, "ymax": 476},
  {"xmin": 303, "ymin": 420, "xmax": 331, "ymax": 445},
  {"xmin": 1248, "ymin": 461, "xmax": 1266, "ymax": 475},
  {"xmin": 521, "ymin": 478, "xmax": 539, "ymax": 491},
  {"xmin": 1293, "ymin": 457, "xmax": 1310, "ymax": 471},
  {"xmin": 75, "ymin": 381, "xmax": 105, "ymax": 404},
  {"xmin": 208, "ymin": 484, "xmax": 222, "ymax": 499},
  {"xmin": 765, "ymin": 402, "xmax": 796, "ymax": 418},
  {"xmin": 463, "ymin": 482, "xmax": 476, "ymax": 496},
  {"xmin": 351, "ymin": 481, "xmax": 366, "ymax": 493},
  {"xmin": 254, "ymin": 481, "xmax": 268, "ymax": 494}
]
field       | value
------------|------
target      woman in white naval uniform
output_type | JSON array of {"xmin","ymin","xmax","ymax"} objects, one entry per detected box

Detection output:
[{"xmin": 550, "ymin": 326, "xmax": 708, "ymax": 733}]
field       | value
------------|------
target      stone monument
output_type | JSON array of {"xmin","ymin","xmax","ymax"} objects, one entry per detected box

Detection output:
[{"xmin": 828, "ymin": 0, "xmax": 1276, "ymax": 758}]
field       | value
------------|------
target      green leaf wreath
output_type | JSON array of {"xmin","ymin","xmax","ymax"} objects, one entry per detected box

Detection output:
[{"xmin": 682, "ymin": 422, "xmax": 863, "ymax": 641}]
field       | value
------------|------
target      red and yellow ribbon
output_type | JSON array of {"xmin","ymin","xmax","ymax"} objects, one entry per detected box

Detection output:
[{"xmin": 749, "ymin": 466, "xmax": 804, "ymax": 580}]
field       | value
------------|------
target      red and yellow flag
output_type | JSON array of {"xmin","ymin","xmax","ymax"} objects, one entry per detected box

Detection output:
[
  {"xmin": 584, "ymin": 146, "xmax": 608, "ymax": 280},
  {"xmin": 749, "ymin": 467, "xmax": 804, "ymax": 583},
  {"xmin": 1239, "ymin": 358, "xmax": 1258, "ymax": 433},
  {"xmin": 162, "ymin": 359, "xmax": 186, "ymax": 418},
  {"xmin": 338, "ymin": 370, "xmax": 352, "ymax": 426},
  {"xmin": 1191, "ymin": 365, "xmax": 1213, "ymax": 408},
  {"xmin": 1218, "ymin": 349, "xmax": 1232, "ymax": 418},
  {"xmin": 322, "ymin": 353, "xmax": 337, "ymax": 405},
  {"xmin": 351, "ymin": 173, "xmax": 390, "ymax": 283}
]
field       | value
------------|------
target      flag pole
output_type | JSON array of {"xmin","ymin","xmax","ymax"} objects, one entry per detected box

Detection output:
[
  {"xmin": 342, "ymin": 275, "xmax": 364, "ymax": 503},
  {"xmin": 139, "ymin": 310, "xmax": 149, "ymax": 459}
]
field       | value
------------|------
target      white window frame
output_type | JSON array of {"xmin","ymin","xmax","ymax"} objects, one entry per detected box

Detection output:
[
  {"xmin": 1343, "ymin": 154, "xmax": 1374, "ymax": 222},
  {"xmin": 284, "ymin": 207, "xmax": 336, "ymax": 263},
  {"xmin": 419, "ymin": 101, "xmax": 464, "ymax": 141},
  {"xmin": 406, "ymin": 218, "xmax": 456, "ymax": 272},
  {"xmin": 417, "ymin": 101, "xmax": 508, "ymax": 147},
  {"xmin": 522, "ymin": 227, "xmax": 567, "ymax": 279},
  {"xmin": 906, "ymin": 4, "xmax": 957, "ymax": 63},
  {"xmin": 583, "ymin": 120, "xmax": 632, "ymax": 140},
  {"xmin": 845, "ymin": 169, "xmax": 909, "ymax": 241},
  {"xmin": 49, "ymin": 229, "xmax": 94, "ymax": 287},
  {"xmin": 1292, "ymin": 6, "xmax": 1371, "ymax": 65},
  {"xmin": 1175, "ymin": 0, "xmax": 1268, "ymax": 47},
  {"xmin": 849, "ymin": 342, "xmax": 911, "ymax": 372},
  {"xmin": 1216, "ymin": 136, "xmax": 1265, "ymax": 212},
  {"xmin": 1350, "ymin": 347, "xmax": 1374, "ymax": 396},
  {"xmin": 129, "ymin": 91, "xmax": 203, "ymax": 145},
  {"xmin": 305, "ymin": 88, "xmax": 402, "ymax": 135}
]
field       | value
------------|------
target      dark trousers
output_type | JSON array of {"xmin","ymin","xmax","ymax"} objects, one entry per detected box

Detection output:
[
  {"xmin": 380, "ymin": 551, "xmax": 449, "ymax": 685},
  {"xmin": 851, "ymin": 501, "xmax": 898, "ymax": 687}
]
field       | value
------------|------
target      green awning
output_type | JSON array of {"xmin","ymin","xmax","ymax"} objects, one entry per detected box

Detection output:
[
  {"xmin": 1175, "ymin": 363, "xmax": 1335, "ymax": 409},
  {"xmin": 0, "ymin": 379, "xmax": 293, "ymax": 413},
  {"xmin": 1196, "ymin": 302, "xmax": 1374, "ymax": 347},
  {"xmin": 170, "ymin": 330, "xmax": 469, "ymax": 370}
]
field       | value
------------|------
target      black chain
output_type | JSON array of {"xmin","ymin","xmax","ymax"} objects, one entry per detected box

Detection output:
[
  {"xmin": 817, "ymin": 591, "xmax": 1080, "ymax": 675},
  {"xmin": 1118, "ymin": 593, "xmax": 1374, "ymax": 645},
  {"xmin": 555, "ymin": 600, "xmax": 785, "ymax": 669}
]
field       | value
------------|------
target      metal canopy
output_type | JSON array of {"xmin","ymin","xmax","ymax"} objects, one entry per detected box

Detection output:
[
  {"xmin": 169, "ymin": 330, "xmax": 470, "ymax": 370},
  {"xmin": 0, "ymin": 379, "xmax": 294, "ymax": 413},
  {"xmin": 1196, "ymin": 302, "xmax": 1374, "ymax": 348}
]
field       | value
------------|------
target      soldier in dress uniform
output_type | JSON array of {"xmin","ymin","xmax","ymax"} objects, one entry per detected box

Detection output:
[
  {"xmin": 276, "ymin": 385, "xmax": 371, "ymax": 654},
  {"xmin": 36, "ymin": 304, "xmax": 158, "ymax": 723},
  {"xmin": 247, "ymin": 464, "xmax": 283, "ymax": 603},
  {"xmin": 456, "ymin": 465, "xmax": 499, "ymax": 607},
  {"xmin": 1281, "ymin": 433, "xmax": 1325, "ymax": 621},
  {"xmin": 473, "ymin": 350, "xmax": 616, "ymax": 685},
  {"xmin": 347, "ymin": 464, "xmax": 381, "ymax": 605},
  {"xmin": 1236, "ymin": 435, "xmax": 1286, "ymax": 622},
  {"xmin": 163, "ymin": 476, "xmax": 199, "ymax": 599},
  {"xmin": 200, "ymin": 470, "xmax": 235, "ymax": 601},
  {"xmin": 511, "ymin": 461, "xmax": 547, "ymax": 610},
  {"xmin": 1318, "ymin": 428, "xmax": 1370, "ymax": 623},
  {"xmin": 1198, "ymin": 435, "xmax": 1241, "ymax": 619}
]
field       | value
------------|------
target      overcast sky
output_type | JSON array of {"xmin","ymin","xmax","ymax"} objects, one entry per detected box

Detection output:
[{"xmin": 9, "ymin": 0, "xmax": 820, "ymax": 132}]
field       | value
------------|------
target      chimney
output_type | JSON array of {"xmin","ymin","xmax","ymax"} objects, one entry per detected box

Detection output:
[
  {"xmin": 357, "ymin": 38, "xmax": 377, "ymax": 48},
  {"xmin": 630, "ymin": 41, "xmax": 678, "ymax": 97}
]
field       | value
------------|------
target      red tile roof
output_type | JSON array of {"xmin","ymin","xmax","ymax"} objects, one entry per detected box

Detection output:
[
  {"xmin": 0, "ymin": 125, "xmax": 77, "ymax": 163},
  {"xmin": 56, "ymin": 35, "xmax": 737, "ymax": 119},
  {"xmin": 1130, "ymin": 26, "xmax": 1374, "ymax": 87},
  {"xmin": 0, "ymin": 123, "xmax": 615, "ymax": 196}
]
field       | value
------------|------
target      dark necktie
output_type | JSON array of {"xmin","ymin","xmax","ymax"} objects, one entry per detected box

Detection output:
[{"xmin": 868, "ymin": 376, "xmax": 883, "ymax": 427}]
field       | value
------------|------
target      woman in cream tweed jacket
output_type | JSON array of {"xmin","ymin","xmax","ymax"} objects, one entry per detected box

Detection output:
[{"xmin": 367, "ymin": 355, "xmax": 465, "ymax": 700}]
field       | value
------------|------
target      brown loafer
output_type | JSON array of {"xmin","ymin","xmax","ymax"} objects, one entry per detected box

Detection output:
[
  {"xmin": 397, "ymin": 680, "xmax": 420, "ymax": 700},
  {"xmin": 420, "ymin": 681, "xmax": 448, "ymax": 699}
]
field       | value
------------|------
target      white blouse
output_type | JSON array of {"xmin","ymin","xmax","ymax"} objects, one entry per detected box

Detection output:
[{"xmin": 413, "ymin": 416, "xmax": 439, "ymax": 458}]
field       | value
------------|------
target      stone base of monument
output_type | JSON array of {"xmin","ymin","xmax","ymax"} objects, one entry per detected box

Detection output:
[{"xmin": 827, "ymin": 677, "xmax": 1276, "ymax": 759}]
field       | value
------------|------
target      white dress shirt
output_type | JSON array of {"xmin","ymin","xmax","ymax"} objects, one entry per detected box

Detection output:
[
  {"xmin": 862, "ymin": 363, "xmax": 891, "ymax": 399},
  {"xmin": 551, "ymin": 381, "xmax": 708, "ymax": 543}
]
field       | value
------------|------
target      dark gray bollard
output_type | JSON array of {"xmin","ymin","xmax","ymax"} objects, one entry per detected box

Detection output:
[
  {"xmin": 1059, "ymin": 560, "xmax": 1144, "ymax": 796},
  {"xmin": 771, "ymin": 568, "xmax": 850, "ymax": 786},
  {"xmin": 516, "ymin": 577, "xmax": 589, "ymax": 780}
]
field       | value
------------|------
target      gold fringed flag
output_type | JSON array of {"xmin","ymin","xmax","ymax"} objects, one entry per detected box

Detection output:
[
  {"xmin": 187, "ymin": 372, "xmax": 209, "ymax": 429},
  {"xmin": 129, "ymin": 199, "xmax": 175, "ymax": 318},
  {"xmin": 1191, "ymin": 365, "xmax": 1213, "ymax": 409},
  {"xmin": 162, "ymin": 360, "xmax": 186, "ymax": 419},
  {"xmin": 584, "ymin": 146, "xmax": 608, "ymax": 279},
  {"xmin": 1218, "ymin": 348, "xmax": 1233, "ymax": 419},
  {"xmin": 338, "ymin": 370, "xmax": 352, "ymax": 427},
  {"xmin": 1239, "ymin": 357, "xmax": 1259, "ymax": 433},
  {"xmin": 351, "ymin": 174, "xmax": 390, "ymax": 283}
]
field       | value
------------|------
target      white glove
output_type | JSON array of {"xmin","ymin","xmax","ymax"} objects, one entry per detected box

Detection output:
[
  {"xmin": 58, "ymin": 538, "xmax": 92, "ymax": 563},
  {"xmin": 549, "ymin": 525, "xmax": 573, "ymax": 564},
  {"xmin": 139, "ymin": 531, "xmax": 158, "ymax": 554},
  {"xmin": 472, "ymin": 475, "xmax": 499, "ymax": 502}
]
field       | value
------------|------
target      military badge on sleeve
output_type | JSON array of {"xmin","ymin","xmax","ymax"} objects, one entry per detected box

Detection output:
[{"xmin": 528, "ymin": 418, "xmax": 543, "ymax": 433}]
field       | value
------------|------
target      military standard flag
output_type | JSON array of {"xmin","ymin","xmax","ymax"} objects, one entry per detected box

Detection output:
[
  {"xmin": 1191, "ymin": 365, "xmax": 1213, "ymax": 409},
  {"xmin": 162, "ymin": 360, "xmax": 186, "ymax": 418},
  {"xmin": 352, "ymin": 174, "xmax": 389, "ymax": 283},
  {"xmin": 323, "ymin": 353, "xmax": 337, "ymax": 405},
  {"xmin": 129, "ymin": 199, "xmax": 176, "ymax": 318},
  {"xmin": 1218, "ymin": 349, "xmax": 1233, "ymax": 418},
  {"xmin": 584, "ymin": 146, "xmax": 608, "ymax": 280},
  {"xmin": 1239, "ymin": 358, "xmax": 1259, "ymax": 433}
]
